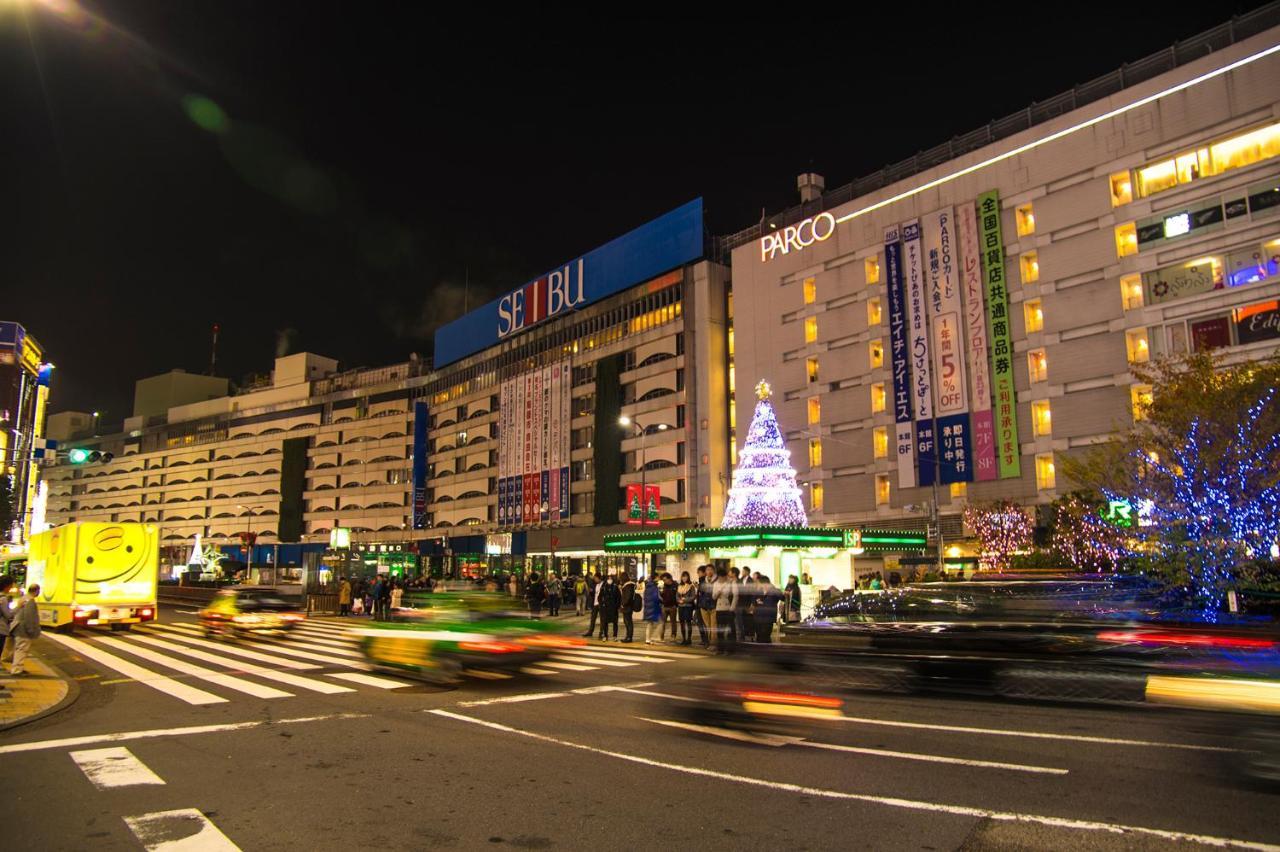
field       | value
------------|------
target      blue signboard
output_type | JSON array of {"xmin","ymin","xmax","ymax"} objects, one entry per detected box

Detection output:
[{"xmin": 434, "ymin": 199, "xmax": 704, "ymax": 366}]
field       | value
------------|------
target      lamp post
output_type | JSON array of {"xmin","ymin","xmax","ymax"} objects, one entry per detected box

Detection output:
[
  {"xmin": 236, "ymin": 503, "xmax": 268, "ymax": 583},
  {"xmin": 619, "ymin": 415, "xmax": 668, "ymax": 576}
]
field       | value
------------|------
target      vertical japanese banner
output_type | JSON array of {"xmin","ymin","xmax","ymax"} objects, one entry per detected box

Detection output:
[
  {"xmin": 923, "ymin": 207, "xmax": 973, "ymax": 484},
  {"xmin": 540, "ymin": 364, "xmax": 551, "ymax": 523},
  {"xmin": 517, "ymin": 373, "xmax": 527, "ymax": 525},
  {"xmin": 548, "ymin": 364, "xmax": 559, "ymax": 522},
  {"xmin": 902, "ymin": 219, "xmax": 936, "ymax": 487},
  {"xmin": 884, "ymin": 225, "xmax": 916, "ymax": 489},
  {"xmin": 958, "ymin": 203, "xmax": 998, "ymax": 481},
  {"xmin": 497, "ymin": 381, "xmax": 507, "ymax": 526},
  {"xmin": 525, "ymin": 372, "xmax": 536, "ymax": 524},
  {"xmin": 977, "ymin": 190, "xmax": 1022, "ymax": 479},
  {"xmin": 560, "ymin": 361, "xmax": 571, "ymax": 519},
  {"xmin": 412, "ymin": 401, "xmax": 429, "ymax": 529}
]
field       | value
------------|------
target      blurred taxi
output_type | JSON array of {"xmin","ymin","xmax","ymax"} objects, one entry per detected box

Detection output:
[{"xmin": 199, "ymin": 586, "xmax": 306, "ymax": 638}]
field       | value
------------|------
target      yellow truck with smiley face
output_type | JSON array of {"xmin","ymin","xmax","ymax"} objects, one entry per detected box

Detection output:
[{"xmin": 26, "ymin": 522, "xmax": 159, "ymax": 631}]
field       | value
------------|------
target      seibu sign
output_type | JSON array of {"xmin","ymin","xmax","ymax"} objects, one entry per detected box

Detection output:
[
  {"xmin": 760, "ymin": 212, "xmax": 837, "ymax": 262},
  {"xmin": 497, "ymin": 258, "xmax": 586, "ymax": 339}
]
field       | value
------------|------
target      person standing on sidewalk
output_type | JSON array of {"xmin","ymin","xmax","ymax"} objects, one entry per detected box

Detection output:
[
  {"xmin": 676, "ymin": 571, "xmax": 696, "ymax": 646},
  {"xmin": 642, "ymin": 577, "xmax": 663, "ymax": 644},
  {"xmin": 545, "ymin": 573, "xmax": 563, "ymax": 617},
  {"xmin": 389, "ymin": 579, "xmax": 403, "ymax": 612},
  {"xmin": 0, "ymin": 575, "xmax": 14, "ymax": 667},
  {"xmin": 597, "ymin": 575, "xmax": 621, "ymax": 641},
  {"xmin": 525, "ymin": 573, "xmax": 546, "ymax": 618},
  {"xmin": 337, "ymin": 577, "xmax": 352, "ymax": 617},
  {"xmin": 659, "ymin": 573, "xmax": 678, "ymax": 643},
  {"xmin": 752, "ymin": 573, "xmax": 783, "ymax": 643},
  {"xmin": 712, "ymin": 566, "xmax": 735, "ymax": 654},
  {"xmin": 696, "ymin": 566, "xmax": 714, "ymax": 649},
  {"xmin": 574, "ymin": 574, "xmax": 588, "ymax": 616},
  {"xmin": 9, "ymin": 584, "xmax": 42, "ymax": 675},
  {"xmin": 619, "ymin": 574, "xmax": 637, "ymax": 642},
  {"xmin": 583, "ymin": 572, "xmax": 601, "ymax": 637}
]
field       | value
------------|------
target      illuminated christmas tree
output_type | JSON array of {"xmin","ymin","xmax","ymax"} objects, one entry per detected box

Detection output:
[{"xmin": 721, "ymin": 380, "xmax": 808, "ymax": 528}]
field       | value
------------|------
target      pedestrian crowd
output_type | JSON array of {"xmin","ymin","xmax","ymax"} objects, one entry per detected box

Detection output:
[{"xmin": 336, "ymin": 574, "xmax": 437, "ymax": 619}]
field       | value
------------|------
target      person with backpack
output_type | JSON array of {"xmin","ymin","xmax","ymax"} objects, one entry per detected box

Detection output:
[
  {"xmin": 545, "ymin": 572, "xmax": 563, "ymax": 617},
  {"xmin": 642, "ymin": 577, "xmax": 663, "ymax": 644},
  {"xmin": 619, "ymin": 574, "xmax": 637, "ymax": 642},
  {"xmin": 696, "ymin": 565, "xmax": 715, "ymax": 649},
  {"xmin": 597, "ymin": 574, "xmax": 621, "ymax": 641},
  {"xmin": 676, "ymin": 571, "xmax": 696, "ymax": 646},
  {"xmin": 574, "ymin": 574, "xmax": 588, "ymax": 616}
]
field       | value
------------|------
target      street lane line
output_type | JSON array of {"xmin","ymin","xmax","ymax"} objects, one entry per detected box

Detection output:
[
  {"xmin": 429, "ymin": 710, "xmax": 1280, "ymax": 852},
  {"xmin": 163, "ymin": 622, "xmax": 364, "ymax": 660},
  {"xmin": 616, "ymin": 687, "xmax": 700, "ymax": 702},
  {"xmin": 44, "ymin": 634, "xmax": 227, "ymax": 706},
  {"xmin": 145, "ymin": 626, "xmax": 320, "ymax": 670},
  {"xmin": 547, "ymin": 651, "xmax": 639, "ymax": 667},
  {"xmin": 292, "ymin": 627, "xmax": 356, "ymax": 645},
  {"xmin": 521, "ymin": 667, "xmax": 558, "ymax": 675},
  {"xmin": 70, "ymin": 747, "xmax": 166, "ymax": 789},
  {"xmin": 571, "ymin": 682, "xmax": 657, "ymax": 695},
  {"xmin": 598, "ymin": 645, "xmax": 692, "ymax": 659},
  {"xmin": 327, "ymin": 672, "xmax": 412, "ymax": 690},
  {"xmin": 537, "ymin": 661, "xmax": 597, "ymax": 672},
  {"xmin": 795, "ymin": 738, "xmax": 1068, "ymax": 775},
  {"xmin": 96, "ymin": 637, "xmax": 292, "ymax": 700},
  {"xmin": 459, "ymin": 692, "xmax": 570, "ymax": 707},
  {"xmin": 122, "ymin": 635, "xmax": 355, "ymax": 695},
  {"xmin": 462, "ymin": 669, "xmax": 514, "ymax": 680},
  {"xmin": 832, "ymin": 713, "xmax": 1243, "ymax": 752},
  {"xmin": 294, "ymin": 621, "xmax": 354, "ymax": 636},
  {"xmin": 160, "ymin": 626, "xmax": 366, "ymax": 667},
  {"xmin": 570, "ymin": 649, "xmax": 680, "ymax": 663},
  {"xmin": 638, "ymin": 717, "xmax": 802, "ymax": 746},
  {"xmin": 124, "ymin": 808, "xmax": 240, "ymax": 851},
  {"xmin": 0, "ymin": 714, "xmax": 368, "ymax": 755}
]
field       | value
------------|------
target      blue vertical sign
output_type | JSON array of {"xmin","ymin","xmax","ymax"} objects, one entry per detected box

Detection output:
[
  {"xmin": 884, "ymin": 226, "xmax": 916, "ymax": 489},
  {"xmin": 922, "ymin": 207, "xmax": 974, "ymax": 484},
  {"xmin": 902, "ymin": 220, "xmax": 936, "ymax": 487},
  {"xmin": 411, "ymin": 401, "xmax": 429, "ymax": 529}
]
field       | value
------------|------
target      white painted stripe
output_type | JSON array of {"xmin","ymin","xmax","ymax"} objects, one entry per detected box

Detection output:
[
  {"xmin": 292, "ymin": 620, "xmax": 351, "ymax": 633},
  {"xmin": 327, "ymin": 672, "xmax": 411, "ymax": 690},
  {"xmin": 292, "ymin": 624, "xmax": 356, "ymax": 639},
  {"xmin": 96, "ymin": 637, "xmax": 292, "ymax": 700},
  {"xmin": 520, "ymin": 667, "xmax": 558, "ymax": 676},
  {"xmin": 122, "ymin": 635, "xmax": 354, "ymax": 695},
  {"xmin": 599, "ymin": 645, "xmax": 691, "ymax": 659},
  {"xmin": 569, "ymin": 649, "xmax": 679, "ymax": 664},
  {"xmin": 202, "ymin": 637, "xmax": 367, "ymax": 669},
  {"xmin": 548, "ymin": 651, "xmax": 638, "ymax": 667},
  {"xmin": 638, "ymin": 717, "xmax": 801, "ymax": 747},
  {"xmin": 796, "ymin": 738, "xmax": 1067, "ymax": 775},
  {"xmin": 616, "ymin": 687, "xmax": 699, "ymax": 702},
  {"xmin": 144, "ymin": 625, "xmax": 320, "ymax": 670},
  {"xmin": 459, "ymin": 692, "xmax": 569, "ymax": 707},
  {"xmin": 0, "ymin": 714, "xmax": 369, "ymax": 755},
  {"xmin": 70, "ymin": 747, "xmax": 166, "ymax": 789},
  {"xmin": 833, "ymin": 714, "xmax": 1241, "ymax": 753},
  {"xmin": 245, "ymin": 634, "xmax": 364, "ymax": 660},
  {"xmin": 44, "ymin": 634, "xmax": 227, "ymax": 706},
  {"xmin": 536, "ymin": 661, "xmax": 596, "ymax": 672},
  {"xmin": 352, "ymin": 627, "xmax": 498, "ymax": 642},
  {"xmin": 124, "ymin": 808, "xmax": 240, "ymax": 851},
  {"xmin": 462, "ymin": 669, "xmax": 514, "ymax": 680},
  {"xmin": 274, "ymin": 631, "xmax": 355, "ymax": 651},
  {"xmin": 429, "ymin": 710, "xmax": 1280, "ymax": 852},
  {"xmin": 572, "ymin": 682, "xmax": 656, "ymax": 694}
]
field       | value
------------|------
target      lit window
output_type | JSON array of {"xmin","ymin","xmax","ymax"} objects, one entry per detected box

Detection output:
[
  {"xmin": 1027, "ymin": 349, "xmax": 1047, "ymax": 383},
  {"xmin": 865, "ymin": 256, "xmax": 880, "ymax": 285},
  {"xmin": 1120, "ymin": 274, "xmax": 1144, "ymax": 311},
  {"xmin": 1020, "ymin": 251, "xmax": 1039, "ymax": 284},
  {"xmin": 728, "ymin": 328, "xmax": 735, "ymax": 357},
  {"xmin": 873, "ymin": 426, "xmax": 888, "ymax": 459},
  {"xmin": 871, "ymin": 383, "xmax": 886, "ymax": 413},
  {"xmin": 1209, "ymin": 122, "xmax": 1280, "ymax": 175},
  {"xmin": 806, "ymin": 357, "xmax": 819, "ymax": 384},
  {"xmin": 875, "ymin": 474, "xmax": 890, "ymax": 506},
  {"xmin": 728, "ymin": 365, "xmax": 736, "ymax": 394},
  {"xmin": 807, "ymin": 397, "xmax": 821, "ymax": 425},
  {"xmin": 808, "ymin": 438, "xmax": 822, "ymax": 468},
  {"xmin": 803, "ymin": 277, "xmax": 816, "ymax": 305},
  {"xmin": 1137, "ymin": 159, "xmax": 1177, "ymax": 197},
  {"xmin": 1126, "ymin": 329, "xmax": 1150, "ymax": 363},
  {"xmin": 1110, "ymin": 171, "xmax": 1133, "ymax": 207},
  {"xmin": 867, "ymin": 297, "xmax": 882, "ymax": 326},
  {"xmin": 811, "ymin": 481, "xmax": 824, "ymax": 512},
  {"xmin": 1024, "ymin": 299, "xmax": 1044, "ymax": 333},
  {"xmin": 1032, "ymin": 400, "xmax": 1052, "ymax": 437},
  {"xmin": 1115, "ymin": 222, "xmax": 1138, "ymax": 258},
  {"xmin": 1035, "ymin": 454, "xmax": 1056, "ymax": 491},
  {"xmin": 869, "ymin": 339, "xmax": 884, "ymax": 369},
  {"xmin": 804, "ymin": 316, "xmax": 818, "ymax": 344},
  {"xmin": 1015, "ymin": 203, "xmax": 1035, "ymax": 237},
  {"xmin": 950, "ymin": 481, "xmax": 967, "ymax": 499},
  {"xmin": 1131, "ymin": 384, "xmax": 1153, "ymax": 422}
]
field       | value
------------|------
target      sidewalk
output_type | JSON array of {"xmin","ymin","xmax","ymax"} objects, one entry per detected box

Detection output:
[{"xmin": 0, "ymin": 651, "xmax": 78, "ymax": 731}]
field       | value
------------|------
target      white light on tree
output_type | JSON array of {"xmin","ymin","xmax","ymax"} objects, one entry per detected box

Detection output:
[{"xmin": 721, "ymin": 380, "xmax": 808, "ymax": 528}]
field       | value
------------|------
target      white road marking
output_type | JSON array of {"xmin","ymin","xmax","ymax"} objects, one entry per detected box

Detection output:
[
  {"xmin": 429, "ymin": 710, "xmax": 1280, "ymax": 852},
  {"xmin": 164, "ymin": 622, "xmax": 363, "ymax": 660},
  {"xmin": 96, "ymin": 637, "xmax": 292, "ymax": 700},
  {"xmin": 122, "ymin": 635, "xmax": 355, "ymax": 695},
  {"xmin": 615, "ymin": 687, "xmax": 700, "ymax": 702},
  {"xmin": 45, "ymin": 634, "xmax": 227, "ymax": 706},
  {"xmin": 639, "ymin": 717, "xmax": 801, "ymax": 747},
  {"xmin": 571, "ymin": 682, "xmax": 656, "ymax": 695},
  {"xmin": 161, "ymin": 629, "xmax": 368, "ymax": 669},
  {"xmin": 145, "ymin": 626, "xmax": 319, "ymax": 670},
  {"xmin": 462, "ymin": 669, "xmax": 514, "ymax": 680},
  {"xmin": 70, "ymin": 747, "xmax": 166, "ymax": 789},
  {"xmin": 520, "ymin": 667, "xmax": 559, "ymax": 675},
  {"xmin": 538, "ymin": 661, "xmax": 597, "ymax": 672},
  {"xmin": 796, "ymin": 738, "xmax": 1068, "ymax": 775},
  {"xmin": 0, "ymin": 714, "xmax": 368, "ymax": 755},
  {"xmin": 124, "ymin": 808, "xmax": 241, "ymax": 851},
  {"xmin": 459, "ymin": 692, "xmax": 570, "ymax": 707},
  {"xmin": 547, "ymin": 651, "xmax": 638, "ymax": 667},
  {"xmin": 833, "ymin": 713, "xmax": 1244, "ymax": 753},
  {"xmin": 570, "ymin": 649, "xmax": 680, "ymax": 664},
  {"xmin": 602, "ymin": 645, "xmax": 692, "ymax": 659},
  {"xmin": 327, "ymin": 672, "xmax": 411, "ymax": 690}
]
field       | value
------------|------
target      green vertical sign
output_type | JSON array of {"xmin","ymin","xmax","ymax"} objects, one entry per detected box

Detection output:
[{"xmin": 977, "ymin": 191, "xmax": 1021, "ymax": 479}]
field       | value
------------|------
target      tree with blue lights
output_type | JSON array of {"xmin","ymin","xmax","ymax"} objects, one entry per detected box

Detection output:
[
  {"xmin": 721, "ymin": 380, "xmax": 808, "ymax": 528},
  {"xmin": 1068, "ymin": 352, "xmax": 1280, "ymax": 617}
]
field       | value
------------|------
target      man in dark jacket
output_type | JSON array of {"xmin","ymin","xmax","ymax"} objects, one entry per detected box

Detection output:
[
  {"xmin": 619, "ymin": 575, "xmax": 637, "ymax": 642},
  {"xmin": 583, "ymin": 572, "xmax": 601, "ymax": 637},
  {"xmin": 526, "ymin": 573, "xmax": 546, "ymax": 618},
  {"xmin": 752, "ymin": 573, "xmax": 783, "ymax": 643},
  {"xmin": 597, "ymin": 575, "xmax": 621, "ymax": 641},
  {"xmin": 695, "ymin": 565, "xmax": 714, "ymax": 648}
]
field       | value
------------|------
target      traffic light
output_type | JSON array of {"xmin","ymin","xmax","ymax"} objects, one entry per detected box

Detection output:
[{"xmin": 67, "ymin": 448, "xmax": 113, "ymax": 464}]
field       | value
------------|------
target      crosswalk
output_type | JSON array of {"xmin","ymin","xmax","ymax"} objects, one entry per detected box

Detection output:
[{"xmin": 46, "ymin": 618, "xmax": 699, "ymax": 708}]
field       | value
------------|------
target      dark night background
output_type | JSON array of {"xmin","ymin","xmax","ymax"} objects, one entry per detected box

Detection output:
[{"xmin": 2, "ymin": 2, "xmax": 1268, "ymax": 425}]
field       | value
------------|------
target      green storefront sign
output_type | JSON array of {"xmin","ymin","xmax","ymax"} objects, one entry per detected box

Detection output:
[{"xmin": 977, "ymin": 190, "xmax": 1021, "ymax": 479}]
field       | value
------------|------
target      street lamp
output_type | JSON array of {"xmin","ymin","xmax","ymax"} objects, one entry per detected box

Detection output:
[
  {"xmin": 236, "ymin": 503, "xmax": 268, "ymax": 581},
  {"xmin": 618, "ymin": 415, "xmax": 668, "ymax": 525}
]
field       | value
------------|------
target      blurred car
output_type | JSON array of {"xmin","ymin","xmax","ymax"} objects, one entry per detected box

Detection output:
[
  {"xmin": 199, "ymin": 586, "xmax": 306, "ymax": 638},
  {"xmin": 356, "ymin": 592, "xmax": 584, "ymax": 684}
]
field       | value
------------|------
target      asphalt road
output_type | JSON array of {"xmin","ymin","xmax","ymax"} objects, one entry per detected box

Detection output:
[{"xmin": 2, "ymin": 604, "xmax": 1278, "ymax": 851}]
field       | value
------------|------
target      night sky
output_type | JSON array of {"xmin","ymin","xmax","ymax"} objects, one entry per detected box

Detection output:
[{"xmin": 4, "ymin": 2, "xmax": 1268, "ymax": 426}]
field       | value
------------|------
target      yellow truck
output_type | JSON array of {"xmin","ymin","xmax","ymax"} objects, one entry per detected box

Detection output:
[{"xmin": 26, "ymin": 522, "xmax": 159, "ymax": 631}]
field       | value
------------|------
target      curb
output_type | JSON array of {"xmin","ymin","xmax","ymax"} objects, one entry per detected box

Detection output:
[{"xmin": 0, "ymin": 654, "xmax": 81, "ymax": 733}]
